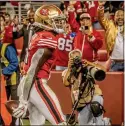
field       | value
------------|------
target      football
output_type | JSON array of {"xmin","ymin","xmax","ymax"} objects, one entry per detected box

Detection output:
[
  {"xmin": 5, "ymin": 100, "xmax": 29, "ymax": 117},
  {"xmin": 5, "ymin": 100, "xmax": 20, "ymax": 114}
]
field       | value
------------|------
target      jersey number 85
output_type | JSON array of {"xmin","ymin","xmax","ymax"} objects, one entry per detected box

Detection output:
[{"xmin": 58, "ymin": 38, "xmax": 73, "ymax": 51}]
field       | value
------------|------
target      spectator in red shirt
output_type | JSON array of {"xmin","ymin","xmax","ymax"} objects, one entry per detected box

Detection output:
[
  {"xmin": 67, "ymin": 5, "xmax": 103, "ymax": 62},
  {"xmin": 3, "ymin": 13, "xmax": 14, "ymax": 44},
  {"xmin": 83, "ymin": 1, "xmax": 102, "ymax": 29},
  {"xmin": 74, "ymin": 13, "xmax": 103, "ymax": 62},
  {"xmin": 0, "ymin": 15, "xmax": 5, "ymax": 42},
  {"xmin": 64, "ymin": 1, "xmax": 83, "ymax": 14}
]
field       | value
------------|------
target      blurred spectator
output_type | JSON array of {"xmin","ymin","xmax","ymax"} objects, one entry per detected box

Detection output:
[
  {"xmin": 98, "ymin": 2, "xmax": 124, "ymax": 71},
  {"xmin": 3, "ymin": 13, "xmax": 16, "ymax": 44},
  {"xmin": 27, "ymin": 8, "xmax": 35, "ymax": 24},
  {"xmin": 0, "ymin": 41, "xmax": 19, "ymax": 125},
  {"xmin": 83, "ymin": 1, "xmax": 102, "ymax": 29},
  {"xmin": 60, "ymin": 1, "xmax": 83, "ymax": 26},
  {"xmin": 0, "ymin": 62, "xmax": 12, "ymax": 125},
  {"xmin": 119, "ymin": 2, "xmax": 124, "ymax": 9},
  {"xmin": 0, "ymin": 15, "xmax": 5, "ymax": 42},
  {"xmin": 13, "ymin": 15, "xmax": 19, "ymax": 25},
  {"xmin": 109, "ymin": 1, "xmax": 124, "ymax": 20},
  {"xmin": 74, "ymin": 13, "xmax": 103, "ymax": 62},
  {"xmin": 110, "ymin": 1, "xmax": 124, "ymax": 10},
  {"xmin": 67, "ymin": 5, "xmax": 80, "ymax": 32},
  {"xmin": 5, "ymin": 2, "xmax": 16, "ymax": 19},
  {"xmin": 60, "ymin": 1, "xmax": 69, "ymax": 20},
  {"xmin": 1, "ymin": 14, "xmax": 20, "ymax": 126},
  {"xmin": 13, "ymin": 9, "xmax": 35, "ymax": 74},
  {"xmin": 65, "ymin": 1, "xmax": 83, "ymax": 14},
  {"xmin": 1, "ymin": 43, "xmax": 19, "ymax": 99},
  {"xmin": 13, "ymin": 15, "xmax": 23, "ymax": 30},
  {"xmin": 4, "ymin": 13, "xmax": 12, "ymax": 26},
  {"xmin": 67, "ymin": 5, "xmax": 103, "ymax": 62},
  {"xmin": 0, "ymin": 2, "xmax": 6, "ymax": 16}
]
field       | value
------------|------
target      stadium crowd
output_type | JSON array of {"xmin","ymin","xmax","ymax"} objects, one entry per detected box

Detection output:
[{"xmin": 0, "ymin": 1, "xmax": 124, "ymax": 125}]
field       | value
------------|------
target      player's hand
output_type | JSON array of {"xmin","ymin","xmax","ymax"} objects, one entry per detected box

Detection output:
[
  {"xmin": 20, "ymin": 62, "xmax": 27, "ymax": 75},
  {"xmin": 21, "ymin": 70, "xmax": 26, "ymax": 75},
  {"xmin": 12, "ymin": 98, "xmax": 28, "ymax": 118},
  {"xmin": 20, "ymin": 62, "xmax": 24, "ymax": 70},
  {"xmin": 98, "ymin": 1, "xmax": 106, "ymax": 6}
]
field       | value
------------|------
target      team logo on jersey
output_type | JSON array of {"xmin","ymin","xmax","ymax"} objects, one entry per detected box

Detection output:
[{"xmin": 40, "ymin": 8, "xmax": 49, "ymax": 16}]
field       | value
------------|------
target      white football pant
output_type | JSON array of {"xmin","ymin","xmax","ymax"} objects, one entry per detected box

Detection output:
[{"xmin": 28, "ymin": 79, "xmax": 66, "ymax": 125}]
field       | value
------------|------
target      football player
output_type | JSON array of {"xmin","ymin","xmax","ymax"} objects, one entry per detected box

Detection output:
[
  {"xmin": 12, "ymin": 5, "xmax": 66, "ymax": 125},
  {"xmin": 53, "ymin": 12, "xmax": 76, "ymax": 70}
]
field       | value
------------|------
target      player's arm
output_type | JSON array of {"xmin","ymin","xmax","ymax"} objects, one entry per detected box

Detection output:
[{"xmin": 22, "ymin": 48, "xmax": 53, "ymax": 101}]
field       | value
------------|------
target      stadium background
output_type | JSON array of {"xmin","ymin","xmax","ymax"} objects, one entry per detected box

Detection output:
[{"xmin": 0, "ymin": 1, "xmax": 124, "ymax": 125}]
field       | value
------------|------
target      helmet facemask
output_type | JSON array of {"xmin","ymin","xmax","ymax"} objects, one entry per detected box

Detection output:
[{"xmin": 52, "ymin": 15, "xmax": 67, "ymax": 33}]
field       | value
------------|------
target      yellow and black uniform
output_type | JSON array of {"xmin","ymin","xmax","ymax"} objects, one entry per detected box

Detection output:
[
  {"xmin": 0, "ymin": 43, "xmax": 19, "ymax": 100},
  {"xmin": 0, "ymin": 60, "xmax": 12, "ymax": 126}
]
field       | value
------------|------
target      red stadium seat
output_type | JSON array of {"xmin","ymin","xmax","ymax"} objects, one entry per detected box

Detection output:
[{"xmin": 98, "ymin": 50, "xmax": 108, "ymax": 61}]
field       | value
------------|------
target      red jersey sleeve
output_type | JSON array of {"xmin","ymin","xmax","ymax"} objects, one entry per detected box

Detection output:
[{"xmin": 30, "ymin": 31, "xmax": 57, "ymax": 50}]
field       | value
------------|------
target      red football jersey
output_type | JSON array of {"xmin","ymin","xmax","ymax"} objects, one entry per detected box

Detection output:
[
  {"xmin": 24, "ymin": 31, "xmax": 57, "ymax": 79},
  {"xmin": 55, "ymin": 33, "xmax": 74, "ymax": 67}
]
